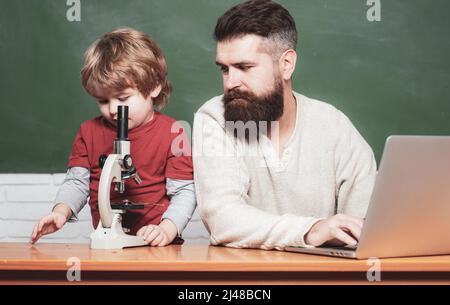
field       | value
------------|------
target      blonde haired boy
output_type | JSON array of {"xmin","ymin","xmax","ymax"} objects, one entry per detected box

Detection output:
[{"xmin": 31, "ymin": 28, "xmax": 196, "ymax": 246}]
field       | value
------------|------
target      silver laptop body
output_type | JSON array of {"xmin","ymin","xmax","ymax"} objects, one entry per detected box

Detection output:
[{"xmin": 285, "ymin": 136, "xmax": 450, "ymax": 259}]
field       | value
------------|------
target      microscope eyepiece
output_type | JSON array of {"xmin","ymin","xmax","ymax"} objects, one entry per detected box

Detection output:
[{"xmin": 117, "ymin": 105, "xmax": 128, "ymax": 140}]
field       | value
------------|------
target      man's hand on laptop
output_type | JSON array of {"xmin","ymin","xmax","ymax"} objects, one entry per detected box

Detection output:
[{"xmin": 304, "ymin": 214, "xmax": 364, "ymax": 247}]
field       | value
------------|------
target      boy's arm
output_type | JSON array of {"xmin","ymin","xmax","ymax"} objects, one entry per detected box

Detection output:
[
  {"xmin": 161, "ymin": 178, "xmax": 196, "ymax": 237},
  {"xmin": 53, "ymin": 167, "xmax": 90, "ymax": 222},
  {"xmin": 52, "ymin": 203, "xmax": 74, "ymax": 221}
]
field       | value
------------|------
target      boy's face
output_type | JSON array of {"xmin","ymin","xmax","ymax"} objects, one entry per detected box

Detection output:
[{"xmin": 95, "ymin": 88, "xmax": 154, "ymax": 130}]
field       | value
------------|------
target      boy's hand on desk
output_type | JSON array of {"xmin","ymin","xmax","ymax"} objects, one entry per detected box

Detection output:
[
  {"xmin": 30, "ymin": 212, "xmax": 67, "ymax": 244},
  {"xmin": 137, "ymin": 219, "xmax": 178, "ymax": 247}
]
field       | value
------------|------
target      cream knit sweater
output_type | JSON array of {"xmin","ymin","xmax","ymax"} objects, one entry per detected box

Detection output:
[{"xmin": 192, "ymin": 92, "xmax": 376, "ymax": 250}]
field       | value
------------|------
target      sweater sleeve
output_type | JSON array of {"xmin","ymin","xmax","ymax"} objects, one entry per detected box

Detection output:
[
  {"xmin": 334, "ymin": 111, "xmax": 377, "ymax": 218},
  {"xmin": 193, "ymin": 111, "xmax": 321, "ymax": 250}
]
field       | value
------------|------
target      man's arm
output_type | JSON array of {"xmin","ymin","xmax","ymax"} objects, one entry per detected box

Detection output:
[
  {"xmin": 193, "ymin": 111, "xmax": 321, "ymax": 250},
  {"xmin": 334, "ymin": 110, "xmax": 377, "ymax": 218},
  {"xmin": 304, "ymin": 111, "xmax": 376, "ymax": 247}
]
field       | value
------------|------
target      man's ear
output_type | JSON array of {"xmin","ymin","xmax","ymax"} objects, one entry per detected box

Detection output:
[
  {"xmin": 149, "ymin": 84, "xmax": 162, "ymax": 99},
  {"xmin": 278, "ymin": 49, "xmax": 297, "ymax": 81}
]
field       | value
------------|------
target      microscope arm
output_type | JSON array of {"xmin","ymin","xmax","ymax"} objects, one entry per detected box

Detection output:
[{"xmin": 98, "ymin": 154, "xmax": 121, "ymax": 228}]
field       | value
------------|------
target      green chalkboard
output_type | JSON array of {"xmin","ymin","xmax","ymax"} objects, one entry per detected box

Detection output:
[{"xmin": 1, "ymin": 0, "xmax": 449, "ymax": 172}]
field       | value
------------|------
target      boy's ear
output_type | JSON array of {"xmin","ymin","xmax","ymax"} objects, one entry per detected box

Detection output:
[{"xmin": 149, "ymin": 84, "xmax": 162, "ymax": 99}]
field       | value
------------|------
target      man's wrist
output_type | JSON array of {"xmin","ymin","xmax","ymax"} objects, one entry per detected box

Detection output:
[{"xmin": 303, "ymin": 218, "xmax": 326, "ymax": 247}]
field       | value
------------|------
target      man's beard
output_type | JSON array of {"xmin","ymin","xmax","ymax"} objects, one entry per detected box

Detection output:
[{"xmin": 223, "ymin": 78, "xmax": 284, "ymax": 142}]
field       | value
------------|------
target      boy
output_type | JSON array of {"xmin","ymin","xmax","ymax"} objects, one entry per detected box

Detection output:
[{"xmin": 30, "ymin": 28, "xmax": 196, "ymax": 246}]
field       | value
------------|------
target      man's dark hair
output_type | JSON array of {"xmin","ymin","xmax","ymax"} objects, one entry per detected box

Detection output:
[{"xmin": 214, "ymin": 0, "xmax": 297, "ymax": 57}]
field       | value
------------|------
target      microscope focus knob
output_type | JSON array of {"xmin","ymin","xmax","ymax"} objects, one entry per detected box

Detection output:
[
  {"xmin": 123, "ymin": 154, "xmax": 132, "ymax": 169},
  {"xmin": 99, "ymin": 154, "xmax": 108, "ymax": 168}
]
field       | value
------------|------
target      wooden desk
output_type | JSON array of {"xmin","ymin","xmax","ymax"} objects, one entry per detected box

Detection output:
[{"xmin": 1, "ymin": 242, "xmax": 450, "ymax": 284}]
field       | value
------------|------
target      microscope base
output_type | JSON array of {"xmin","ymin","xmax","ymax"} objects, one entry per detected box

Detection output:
[{"xmin": 90, "ymin": 213, "xmax": 147, "ymax": 249}]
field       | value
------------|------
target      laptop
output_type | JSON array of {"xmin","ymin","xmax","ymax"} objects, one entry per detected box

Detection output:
[{"xmin": 285, "ymin": 135, "xmax": 450, "ymax": 259}]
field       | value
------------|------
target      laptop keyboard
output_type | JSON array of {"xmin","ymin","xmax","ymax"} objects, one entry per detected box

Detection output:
[{"xmin": 324, "ymin": 244, "xmax": 358, "ymax": 251}]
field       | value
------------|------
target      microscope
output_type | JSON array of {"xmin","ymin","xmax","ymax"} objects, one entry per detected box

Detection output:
[{"xmin": 90, "ymin": 105, "xmax": 147, "ymax": 249}]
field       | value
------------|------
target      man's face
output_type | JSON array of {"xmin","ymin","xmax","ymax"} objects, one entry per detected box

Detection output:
[
  {"xmin": 216, "ymin": 34, "xmax": 280, "ymax": 99},
  {"xmin": 216, "ymin": 35, "xmax": 284, "ymax": 136}
]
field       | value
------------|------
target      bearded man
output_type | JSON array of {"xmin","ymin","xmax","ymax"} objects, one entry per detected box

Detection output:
[{"xmin": 192, "ymin": 0, "xmax": 377, "ymax": 250}]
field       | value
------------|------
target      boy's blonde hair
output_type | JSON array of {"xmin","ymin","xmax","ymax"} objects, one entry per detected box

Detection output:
[{"xmin": 81, "ymin": 28, "xmax": 171, "ymax": 111}]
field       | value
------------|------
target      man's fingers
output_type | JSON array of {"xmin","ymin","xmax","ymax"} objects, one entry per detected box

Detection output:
[
  {"xmin": 336, "ymin": 214, "xmax": 364, "ymax": 228},
  {"xmin": 349, "ymin": 217, "xmax": 364, "ymax": 230},
  {"xmin": 339, "ymin": 221, "xmax": 362, "ymax": 241},
  {"xmin": 334, "ymin": 214, "xmax": 364, "ymax": 239},
  {"xmin": 331, "ymin": 228, "xmax": 358, "ymax": 246}
]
